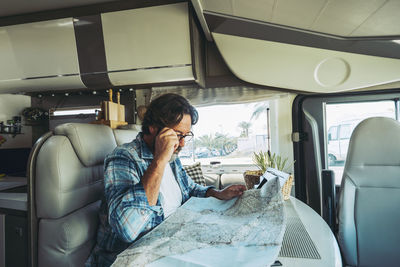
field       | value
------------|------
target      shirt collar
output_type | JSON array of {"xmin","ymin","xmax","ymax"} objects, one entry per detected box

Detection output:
[{"xmin": 137, "ymin": 132, "xmax": 154, "ymax": 159}]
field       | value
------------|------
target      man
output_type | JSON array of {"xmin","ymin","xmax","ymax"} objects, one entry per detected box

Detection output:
[{"xmin": 86, "ymin": 93, "xmax": 246, "ymax": 266}]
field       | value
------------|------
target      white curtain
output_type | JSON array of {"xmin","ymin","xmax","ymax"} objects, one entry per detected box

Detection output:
[{"xmin": 150, "ymin": 86, "xmax": 289, "ymax": 107}]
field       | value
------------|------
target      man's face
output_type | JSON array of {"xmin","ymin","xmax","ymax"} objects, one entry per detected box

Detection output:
[
  {"xmin": 169, "ymin": 114, "xmax": 192, "ymax": 161},
  {"xmin": 148, "ymin": 114, "xmax": 192, "ymax": 161}
]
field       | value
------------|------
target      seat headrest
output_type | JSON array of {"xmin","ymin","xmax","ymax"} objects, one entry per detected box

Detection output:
[
  {"xmin": 54, "ymin": 123, "xmax": 117, "ymax": 167},
  {"xmin": 346, "ymin": 117, "xmax": 400, "ymax": 166},
  {"xmin": 113, "ymin": 125, "xmax": 141, "ymax": 146}
]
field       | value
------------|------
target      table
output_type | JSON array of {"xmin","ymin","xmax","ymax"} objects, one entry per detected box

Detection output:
[
  {"xmin": 0, "ymin": 176, "xmax": 27, "ymax": 211},
  {"xmin": 0, "ymin": 176, "xmax": 26, "ymax": 192},
  {"xmin": 115, "ymin": 196, "xmax": 342, "ymax": 266},
  {"xmin": 277, "ymin": 197, "xmax": 342, "ymax": 267},
  {"xmin": 0, "ymin": 193, "xmax": 27, "ymax": 211}
]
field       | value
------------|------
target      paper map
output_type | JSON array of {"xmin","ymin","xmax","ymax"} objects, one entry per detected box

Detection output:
[{"xmin": 113, "ymin": 177, "xmax": 286, "ymax": 267}]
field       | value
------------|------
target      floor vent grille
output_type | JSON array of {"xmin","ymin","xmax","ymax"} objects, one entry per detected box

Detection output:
[{"xmin": 279, "ymin": 203, "xmax": 321, "ymax": 259}]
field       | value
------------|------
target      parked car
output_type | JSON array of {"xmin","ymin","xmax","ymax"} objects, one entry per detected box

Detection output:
[
  {"xmin": 195, "ymin": 147, "xmax": 211, "ymax": 158},
  {"xmin": 327, "ymin": 120, "xmax": 360, "ymax": 165},
  {"xmin": 179, "ymin": 149, "xmax": 193, "ymax": 158}
]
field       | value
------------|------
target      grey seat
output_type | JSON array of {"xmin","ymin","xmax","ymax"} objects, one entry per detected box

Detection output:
[
  {"xmin": 113, "ymin": 124, "xmax": 141, "ymax": 146},
  {"xmin": 337, "ymin": 117, "xmax": 400, "ymax": 267},
  {"xmin": 27, "ymin": 123, "xmax": 139, "ymax": 267}
]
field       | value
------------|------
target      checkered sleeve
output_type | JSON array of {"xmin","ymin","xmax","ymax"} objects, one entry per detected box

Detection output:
[{"xmin": 104, "ymin": 148, "xmax": 162, "ymax": 243}]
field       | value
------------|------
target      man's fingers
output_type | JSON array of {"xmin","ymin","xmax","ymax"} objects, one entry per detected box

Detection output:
[
  {"xmin": 235, "ymin": 190, "xmax": 244, "ymax": 196},
  {"xmin": 231, "ymin": 185, "xmax": 245, "ymax": 197},
  {"xmin": 229, "ymin": 184, "xmax": 246, "ymax": 192},
  {"xmin": 154, "ymin": 127, "xmax": 179, "ymax": 162},
  {"xmin": 236, "ymin": 185, "xmax": 246, "ymax": 191},
  {"xmin": 218, "ymin": 184, "xmax": 246, "ymax": 200},
  {"xmin": 173, "ymin": 142, "xmax": 179, "ymax": 150},
  {"xmin": 157, "ymin": 128, "xmax": 179, "ymax": 145},
  {"xmin": 158, "ymin": 127, "xmax": 175, "ymax": 137}
]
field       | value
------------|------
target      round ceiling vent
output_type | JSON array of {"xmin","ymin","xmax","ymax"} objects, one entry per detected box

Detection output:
[{"xmin": 314, "ymin": 58, "xmax": 350, "ymax": 87}]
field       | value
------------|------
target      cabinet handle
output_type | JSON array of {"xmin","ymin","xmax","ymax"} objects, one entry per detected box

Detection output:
[{"xmin": 14, "ymin": 227, "xmax": 23, "ymax": 237}]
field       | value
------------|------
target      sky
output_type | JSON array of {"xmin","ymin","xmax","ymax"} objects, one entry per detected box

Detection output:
[
  {"xmin": 192, "ymin": 100, "xmax": 396, "ymax": 138},
  {"xmin": 192, "ymin": 102, "xmax": 269, "ymax": 138},
  {"xmin": 326, "ymin": 100, "xmax": 396, "ymax": 128}
]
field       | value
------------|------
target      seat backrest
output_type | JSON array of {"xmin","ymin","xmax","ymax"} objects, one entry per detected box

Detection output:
[
  {"xmin": 28, "ymin": 123, "xmax": 118, "ymax": 267},
  {"xmin": 338, "ymin": 117, "xmax": 400, "ymax": 267},
  {"xmin": 113, "ymin": 124, "xmax": 141, "ymax": 146}
]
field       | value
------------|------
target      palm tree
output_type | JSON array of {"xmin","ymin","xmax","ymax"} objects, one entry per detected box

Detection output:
[
  {"xmin": 195, "ymin": 133, "xmax": 238, "ymax": 156},
  {"xmin": 215, "ymin": 133, "xmax": 237, "ymax": 155},
  {"xmin": 251, "ymin": 102, "xmax": 269, "ymax": 120},
  {"xmin": 238, "ymin": 121, "xmax": 251, "ymax": 137},
  {"xmin": 195, "ymin": 134, "xmax": 216, "ymax": 151}
]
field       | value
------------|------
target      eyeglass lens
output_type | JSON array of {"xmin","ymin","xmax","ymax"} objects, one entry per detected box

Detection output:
[{"xmin": 178, "ymin": 132, "xmax": 193, "ymax": 142}]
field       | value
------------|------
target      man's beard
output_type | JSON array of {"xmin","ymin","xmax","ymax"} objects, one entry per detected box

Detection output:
[{"xmin": 169, "ymin": 146, "xmax": 182, "ymax": 163}]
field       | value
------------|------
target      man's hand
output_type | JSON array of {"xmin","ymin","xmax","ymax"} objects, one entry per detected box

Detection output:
[
  {"xmin": 142, "ymin": 127, "xmax": 179, "ymax": 206},
  {"xmin": 206, "ymin": 184, "xmax": 246, "ymax": 200},
  {"xmin": 153, "ymin": 127, "xmax": 179, "ymax": 163}
]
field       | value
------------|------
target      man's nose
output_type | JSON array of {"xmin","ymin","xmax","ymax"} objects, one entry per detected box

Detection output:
[{"xmin": 179, "ymin": 138, "xmax": 185, "ymax": 146}]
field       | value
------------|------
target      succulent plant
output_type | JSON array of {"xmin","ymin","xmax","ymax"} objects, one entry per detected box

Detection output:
[{"xmin": 252, "ymin": 150, "xmax": 295, "ymax": 173}]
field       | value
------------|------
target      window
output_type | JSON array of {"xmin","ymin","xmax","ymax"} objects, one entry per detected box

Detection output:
[
  {"xmin": 326, "ymin": 101, "xmax": 396, "ymax": 184},
  {"xmin": 49, "ymin": 106, "xmax": 100, "ymax": 130},
  {"xmin": 339, "ymin": 124, "xmax": 352, "ymax": 139},
  {"xmin": 293, "ymin": 93, "xmax": 400, "ymax": 209},
  {"xmin": 328, "ymin": 126, "xmax": 338, "ymax": 141},
  {"xmin": 180, "ymin": 101, "xmax": 269, "ymax": 167}
]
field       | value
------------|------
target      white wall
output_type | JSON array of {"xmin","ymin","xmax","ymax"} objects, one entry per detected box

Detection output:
[
  {"xmin": 270, "ymin": 93, "xmax": 296, "ymax": 173},
  {"xmin": 0, "ymin": 94, "xmax": 32, "ymax": 149}
]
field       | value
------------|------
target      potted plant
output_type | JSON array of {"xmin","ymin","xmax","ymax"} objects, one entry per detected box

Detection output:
[
  {"xmin": 244, "ymin": 150, "xmax": 295, "ymax": 194},
  {"xmin": 252, "ymin": 150, "xmax": 295, "ymax": 173}
]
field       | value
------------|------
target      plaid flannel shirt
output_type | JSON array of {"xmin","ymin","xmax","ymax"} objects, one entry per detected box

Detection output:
[{"xmin": 86, "ymin": 133, "xmax": 212, "ymax": 267}]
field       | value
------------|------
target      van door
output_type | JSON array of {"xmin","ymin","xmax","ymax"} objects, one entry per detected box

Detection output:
[
  {"xmin": 293, "ymin": 92, "xmax": 399, "ymax": 213},
  {"xmin": 327, "ymin": 125, "xmax": 339, "ymax": 165},
  {"xmin": 337, "ymin": 123, "xmax": 353, "ymax": 161}
]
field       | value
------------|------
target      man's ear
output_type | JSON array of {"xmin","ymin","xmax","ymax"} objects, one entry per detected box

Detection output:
[{"xmin": 149, "ymin": 126, "xmax": 158, "ymax": 136}]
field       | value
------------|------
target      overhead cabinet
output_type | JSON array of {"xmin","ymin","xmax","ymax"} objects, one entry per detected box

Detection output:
[
  {"xmin": 101, "ymin": 2, "xmax": 201, "ymax": 86},
  {"xmin": 0, "ymin": 2, "xmax": 203, "ymax": 94},
  {"xmin": 0, "ymin": 18, "xmax": 84, "ymax": 93}
]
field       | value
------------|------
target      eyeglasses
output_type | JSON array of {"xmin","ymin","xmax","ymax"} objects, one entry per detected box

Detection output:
[{"xmin": 176, "ymin": 131, "xmax": 194, "ymax": 142}]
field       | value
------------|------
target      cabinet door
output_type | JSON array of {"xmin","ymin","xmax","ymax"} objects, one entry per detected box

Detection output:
[
  {"xmin": 102, "ymin": 2, "xmax": 194, "ymax": 85},
  {"xmin": 0, "ymin": 214, "xmax": 4, "ymax": 267},
  {"xmin": 5, "ymin": 215, "xmax": 28, "ymax": 267},
  {"xmin": 0, "ymin": 18, "xmax": 84, "ymax": 93}
]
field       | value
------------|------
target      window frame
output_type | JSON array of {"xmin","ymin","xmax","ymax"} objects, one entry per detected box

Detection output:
[{"xmin": 292, "ymin": 89, "xmax": 400, "ymax": 214}]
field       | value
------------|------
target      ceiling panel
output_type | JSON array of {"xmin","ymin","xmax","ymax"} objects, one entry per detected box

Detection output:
[
  {"xmin": 272, "ymin": 0, "xmax": 326, "ymax": 30},
  {"xmin": 201, "ymin": 0, "xmax": 233, "ymax": 15},
  {"xmin": 311, "ymin": 0, "xmax": 387, "ymax": 36},
  {"xmin": 352, "ymin": 0, "xmax": 400, "ymax": 36},
  {"xmin": 232, "ymin": 0, "xmax": 274, "ymax": 22},
  {"xmin": 212, "ymin": 32, "xmax": 400, "ymax": 93},
  {"xmin": 199, "ymin": 0, "xmax": 400, "ymax": 37}
]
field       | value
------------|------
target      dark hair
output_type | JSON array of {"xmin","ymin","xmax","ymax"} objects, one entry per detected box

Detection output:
[{"xmin": 141, "ymin": 93, "xmax": 198, "ymax": 134}]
